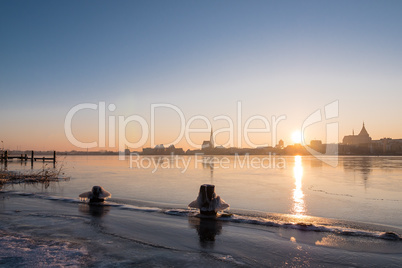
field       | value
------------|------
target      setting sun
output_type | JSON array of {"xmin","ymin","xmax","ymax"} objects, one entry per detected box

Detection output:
[{"xmin": 291, "ymin": 131, "xmax": 302, "ymax": 144}]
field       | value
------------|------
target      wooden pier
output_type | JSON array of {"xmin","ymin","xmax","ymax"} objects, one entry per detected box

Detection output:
[{"xmin": 0, "ymin": 151, "xmax": 56, "ymax": 165}]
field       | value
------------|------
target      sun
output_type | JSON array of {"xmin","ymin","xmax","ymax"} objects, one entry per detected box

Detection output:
[{"xmin": 291, "ymin": 131, "xmax": 302, "ymax": 144}]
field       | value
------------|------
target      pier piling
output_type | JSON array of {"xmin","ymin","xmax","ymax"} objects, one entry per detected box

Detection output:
[{"xmin": 0, "ymin": 150, "xmax": 56, "ymax": 166}]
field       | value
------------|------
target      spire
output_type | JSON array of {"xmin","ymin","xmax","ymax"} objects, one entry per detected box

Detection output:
[
  {"xmin": 210, "ymin": 128, "xmax": 214, "ymax": 148},
  {"xmin": 358, "ymin": 122, "xmax": 369, "ymax": 136}
]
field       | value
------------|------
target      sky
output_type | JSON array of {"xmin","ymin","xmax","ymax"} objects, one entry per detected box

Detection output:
[{"xmin": 1, "ymin": 0, "xmax": 402, "ymax": 151}]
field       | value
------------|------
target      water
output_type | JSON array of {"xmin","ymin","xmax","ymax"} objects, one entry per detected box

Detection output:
[
  {"xmin": 1, "ymin": 155, "xmax": 402, "ymax": 266},
  {"xmin": 4, "ymin": 155, "xmax": 402, "ymax": 226}
]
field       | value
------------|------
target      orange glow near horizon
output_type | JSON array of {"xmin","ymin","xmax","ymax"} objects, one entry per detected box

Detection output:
[
  {"xmin": 2, "ymin": 121, "xmax": 400, "ymax": 152},
  {"xmin": 291, "ymin": 131, "xmax": 302, "ymax": 144}
]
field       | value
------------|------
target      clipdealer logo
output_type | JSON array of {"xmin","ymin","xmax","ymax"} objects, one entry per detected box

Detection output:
[{"xmin": 64, "ymin": 100, "xmax": 339, "ymax": 166}]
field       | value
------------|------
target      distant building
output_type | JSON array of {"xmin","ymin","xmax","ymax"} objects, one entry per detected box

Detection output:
[
  {"xmin": 310, "ymin": 140, "xmax": 322, "ymax": 147},
  {"xmin": 166, "ymin": 144, "xmax": 185, "ymax": 155},
  {"xmin": 310, "ymin": 140, "xmax": 325, "ymax": 153},
  {"xmin": 342, "ymin": 123, "xmax": 372, "ymax": 146},
  {"xmin": 154, "ymin": 144, "xmax": 165, "ymax": 154},
  {"xmin": 142, "ymin": 144, "xmax": 184, "ymax": 155},
  {"xmin": 202, "ymin": 129, "xmax": 214, "ymax": 150},
  {"xmin": 276, "ymin": 139, "xmax": 284, "ymax": 149},
  {"xmin": 167, "ymin": 144, "xmax": 176, "ymax": 152},
  {"xmin": 341, "ymin": 122, "xmax": 373, "ymax": 154},
  {"xmin": 371, "ymin": 138, "xmax": 402, "ymax": 154},
  {"xmin": 142, "ymin": 147, "xmax": 154, "ymax": 154}
]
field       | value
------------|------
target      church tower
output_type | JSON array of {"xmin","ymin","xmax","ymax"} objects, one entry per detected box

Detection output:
[
  {"xmin": 358, "ymin": 122, "xmax": 369, "ymax": 137},
  {"xmin": 201, "ymin": 128, "xmax": 215, "ymax": 150},
  {"xmin": 342, "ymin": 122, "xmax": 372, "ymax": 145},
  {"xmin": 209, "ymin": 128, "xmax": 214, "ymax": 148}
]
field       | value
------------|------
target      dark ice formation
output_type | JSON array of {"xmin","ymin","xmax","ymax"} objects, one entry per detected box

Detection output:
[
  {"xmin": 79, "ymin": 186, "xmax": 112, "ymax": 203},
  {"xmin": 188, "ymin": 184, "xmax": 229, "ymax": 216}
]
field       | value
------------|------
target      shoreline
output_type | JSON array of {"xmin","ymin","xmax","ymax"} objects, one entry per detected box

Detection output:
[
  {"xmin": 3, "ymin": 150, "xmax": 402, "ymax": 157},
  {"xmin": 1, "ymin": 192, "xmax": 401, "ymax": 267}
]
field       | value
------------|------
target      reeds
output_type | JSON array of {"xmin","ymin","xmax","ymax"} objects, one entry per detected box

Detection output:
[{"xmin": 0, "ymin": 163, "xmax": 69, "ymax": 188}]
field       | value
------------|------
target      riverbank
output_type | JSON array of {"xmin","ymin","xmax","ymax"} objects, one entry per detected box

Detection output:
[{"xmin": 1, "ymin": 191, "xmax": 401, "ymax": 267}]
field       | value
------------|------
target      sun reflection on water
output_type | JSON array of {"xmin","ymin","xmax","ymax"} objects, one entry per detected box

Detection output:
[{"xmin": 292, "ymin": 155, "xmax": 306, "ymax": 216}]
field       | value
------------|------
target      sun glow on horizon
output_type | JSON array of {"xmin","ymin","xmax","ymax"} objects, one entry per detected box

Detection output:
[{"xmin": 291, "ymin": 131, "xmax": 302, "ymax": 144}]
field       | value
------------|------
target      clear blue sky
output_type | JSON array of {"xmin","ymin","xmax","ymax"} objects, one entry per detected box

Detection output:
[{"xmin": 1, "ymin": 0, "xmax": 402, "ymax": 150}]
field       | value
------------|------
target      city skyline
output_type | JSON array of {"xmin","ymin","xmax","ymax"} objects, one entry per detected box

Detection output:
[
  {"xmin": 2, "ymin": 120, "xmax": 401, "ymax": 154},
  {"xmin": 1, "ymin": 1, "xmax": 402, "ymax": 151}
]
